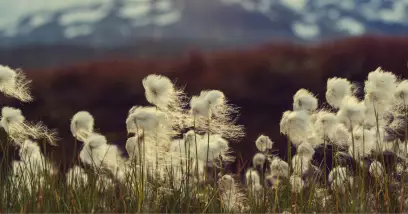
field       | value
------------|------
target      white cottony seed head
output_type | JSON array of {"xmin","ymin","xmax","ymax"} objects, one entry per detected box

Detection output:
[
  {"xmin": 255, "ymin": 135, "xmax": 273, "ymax": 152},
  {"xmin": 293, "ymin": 89, "xmax": 318, "ymax": 113},
  {"xmin": 326, "ymin": 77, "xmax": 354, "ymax": 109}
]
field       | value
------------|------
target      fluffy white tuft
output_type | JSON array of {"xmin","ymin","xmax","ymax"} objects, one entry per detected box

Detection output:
[
  {"xmin": 326, "ymin": 77, "xmax": 354, "ymax": 108},
  {"xmin": 245, "ymin": 169, "xmax": 260, "ymax": 187},
  {"xmin": 85, "ymin": 133, "xmax": 108, "ymax": 148},
  {"xmin": 290, "ymin": 175, "xmax": 304, "ymax": 193},
  {"xmin": 202, "ymin": 90, "xmax": 225, "ymax": 107},
  {"xmin": 293, "ymin": 89, "xmax": 318, "ymax": 113},
  {"xmin": 296, "ymin": 142, "xmax": 315, "ymax": 160},
  {"xmin": 70, "ymin": 111, "xmax": 94, "ymax": 141},
  {"xmin": 347, "ymin": 127, "xmax": 376, "ymax": 158},
  {"xmin": 337, "ymin": 96, "xmax": 366, "ymax": 128},
  {"xmin": 190, "ymin": 95, "xmax": 210, "ymax": 117},
  {"xmin": 328, "ymin": 166, "xmax": 348, "ymax": 183},
  {"xmin": 369, "ymin": 160, "xmax": 384, "ymax": 179},
  {"xmin": 0, "ymin": 106, "xmax": 24, "ymax": 133},
  {"xmin": 365, "ymin": 67, "xmax": 397, "ymax": 101},
  {"xmin": 126, "ymin": 107, "xmax": 167, "ymax": 132},
  {"xmin": 125, "ymin": 136, "xmax": 143, "ymax": 161},
  {"xmin": 197, "ymin": 134, "xmax": 230, "ymax": 163},
  {"xmin": 219, "ymin": 174, "xmax": 235, "ymax": 191},
  {"xmin": 0, "ymin": 65, "xmax": 16, "ymax": 84},
  {"xmin": 252, "ymin": 153, "xmax": 266, "ymax": 168},
  {"xmin": 313, "ymin": 111, "xmax": 338, "ymax": 136},
  {"xmin": 292, "ymin": 155, "xmax": 310, "ymax": 176},
  {"xmin": 0, "ymin": 65, "xmax": 33, "ymax": 102},
  {"xmin": 282, "ymin": 110, "xmax": 312, "ymax": 146},
  {"xmin": 270, "ymin": 157, "xmax": 289, "ymax": 178},
  {"xmin": 255, "ymin": 135, "xmax": 273, "ymax": 152},
  {"xmin": 142, "ymin": 74, "xmax": 175, "ymax": 108},
  {"xmin": 395, "ymin": 80, "xmax": 408, "ymax": 105},
  {"xmin": 280, "ymin": 110, "xmax": 292, "ymax": 134},
  {"xmin": 1, "ymin": 107, "xmax": 58, "ymax": 145}
]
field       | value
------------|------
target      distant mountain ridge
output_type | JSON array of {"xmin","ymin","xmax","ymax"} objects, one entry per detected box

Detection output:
[{"xmin": 1, "ymin": 0, "xmax": 408, "ymax": 48}]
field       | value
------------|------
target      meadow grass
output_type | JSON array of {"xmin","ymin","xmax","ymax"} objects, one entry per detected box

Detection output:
[{"xmin": 0, "ymin": 65, "xmax": 408, "ymax": 213}]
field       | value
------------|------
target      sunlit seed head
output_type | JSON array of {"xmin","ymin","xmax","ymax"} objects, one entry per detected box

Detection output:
[
  {"xmin": 0, "ymin": 107, "xmax": 24, "ymax": 133},
  {"xmin": 284, "ymin": 110, "xmax": 312, "ymax": 146},
  {"xmin": 369, "ymin": 160, "xmax": 384, "ymax": 179},
  {"xmin": 252, "ymin": 153, "xmax": 266, "ymax": 168},
  {"xmin": 293, "ymin": 89, "xmax": 318, "ymax": 113},
  {"xmin": 255, "ymin": 135, "xmax": 273, "ymax": 152},
  {"xmin": 292, "ymin": 155, "xmax": 310, "ymax": 176},
  {"xmin": 270, "ymin": 157, "xmax": 289, "ymax": 178},
  {"xmin": 126, "ymin": 107, "xmax": 166, "ymax": 132},
  {"xmin": 306, "ymin": 133, "xmax": 323, "ymax": 148},
  {"xmin": 296, "ymin": 142, "xmax": 315, "ymax": 160},
  {"xmin": 0, "ymin": 65, "xmax": 33, "ymax": 102},
  {"xmin": 245, "ymin": 168, "xmax": 260, "ymax": 187},
  {"xmin": 287, "ymin": 110, "xmax": 310, "ymax": 130},
  {"xmin": 326, "ymin": 77, "xmax": 354, "ymax": 108},
  {"xmin": 202, "ymin": 90, "xmax": 225, "ymax": 107},
  {"xmin": 314, "ymin": 111, "xmax": 338, "ymax": 134},
  {"xmin": 85, "ymin": 133, "xmax": 107, "ymax": 149},
  {"xmin": 125, "ymin": 136, "xmax": 142, "ymax": 160},
  {"xmin": 364, "ymin": 67, "xmax": 397, "ymax": 105},
  {"xmin": 197, "ymin": 134, "xmax": 230, "ymax": 163},
  {"xmin": 367, "ymin": 67, "xmax": 397, "ymax": 92},
  {"xmin": 184, "ymin": 130, "xmax": 196, "ymax": 144},
  {"xmin": 347, "ymin": 127, "xmax": 376, "ymax": 158},
  {"xmin": 396, "ymin": 80, "xmax": 408, "ymax": 103},
  {"xmin": 19, "ymin": 139, "xmax": 42, "ymax": 162},
  {"xmin": 279, "ymin": 110, "xmax": 292, "ymax": 134},
  {"xmin": 0, "ymin": 65, "xmax": 16, "ymax": 85},
  {"xmin": 70, "ymin": 111, "xmax": 94, "ymax": 138},
  {"xmin": 290, "ymin": 174, "xmax": 304, "ymax": 193},
  {"xmin": 348, "ymin": 126, "xmax": 375, "ymax": 146},
  {"xmin": 329, "ymin": 123, "xmax": 350, "ymax": 147},
  {"xmin": 190, "ymin": 95, "xmax": 210, "ymax": 117},
  {"xmin": 219, "ymin": 174, "xmax": 235, "ymax": 190},
  {"xmin": 328, "ymin": 166, "xmax": 348, "ymax": 183},
  {"xmin": 142, "ymin": 74, "xmax": 175, "ymax": 108},
  {"xmin": 337, "ymin": 96, "xmax": 365, "ymax": 127}
]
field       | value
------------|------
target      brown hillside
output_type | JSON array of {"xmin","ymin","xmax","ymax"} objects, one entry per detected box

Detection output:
[{"xmin": 6, "ymin": 35, "xmax": 408, "ymax": 172}]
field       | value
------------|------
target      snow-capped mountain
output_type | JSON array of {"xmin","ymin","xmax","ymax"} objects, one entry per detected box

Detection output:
[{"xmin": 1, "ymin": 0, "xmax": 408, "ymax": 48}]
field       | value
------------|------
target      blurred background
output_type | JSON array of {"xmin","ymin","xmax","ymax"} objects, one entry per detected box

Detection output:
[{"xmin": 1, "ymin": 0, "xmax": 408, "ymax": 172}]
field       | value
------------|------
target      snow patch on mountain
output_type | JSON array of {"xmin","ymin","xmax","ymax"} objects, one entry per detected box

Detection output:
[
  {"xmin": 118, "ymin": 2, "xmax": 150, "ymax": 19},
  {"xmin": 378, "ymin": 2, "xmax": 407, "ymax": 24},
  {"xmin": 280, "ymin": 0, "xmax": 307, "ymax": 12},
  {"xmin": 64, "ymin": 25, "xmax": 93, "ymax": 39},
  {"xmin": 153, "ymin": 11, "xmax": 181, "ymax": 26},
  {"xmin": 59, "ymin": 6, "xmax": 110, "ymax": 26},
  {"xmin": 29, "ymin": 14, "xmax": 52, "ymax": 28},
  {"xmin": 0, "ymin": 0, "xmax": 108, "ymax": 29},
  {"xmin": 156, "ymin": 0, "xmax": 173, "ymax": 11},
  {"xmin": 336, "ymin": 17, "xmax": 365, "ymax": 35},
  {"xmin": 292, "ymin": 21, "xmax": 320, "ymax": 40}
]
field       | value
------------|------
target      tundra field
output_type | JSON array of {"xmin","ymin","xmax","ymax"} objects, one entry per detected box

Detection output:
[{"xmin": 1, "ymin": 59, "xmax": 408, "ymax": 213}]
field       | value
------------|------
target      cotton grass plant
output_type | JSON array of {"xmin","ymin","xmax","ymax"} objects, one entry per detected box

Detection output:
[{"xmin": 1, "ymin": 64, "xmax": 408, "ymax": 212}]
